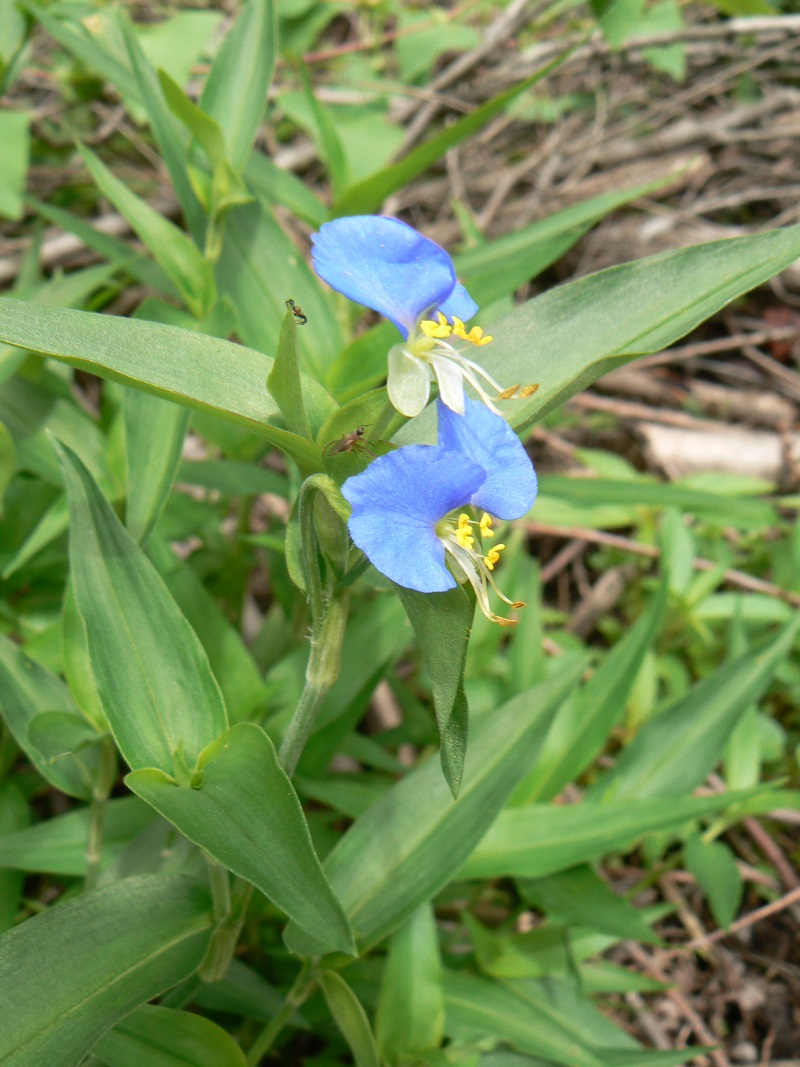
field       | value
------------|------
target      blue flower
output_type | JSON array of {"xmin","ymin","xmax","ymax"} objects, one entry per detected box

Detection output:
[
  {"xmin": 312, "ymin": 216, "xmax": 531, "ymax": 418},
  {"xmin": 341, "ymin": 398, "xmax": 537, "ymax": 624}
]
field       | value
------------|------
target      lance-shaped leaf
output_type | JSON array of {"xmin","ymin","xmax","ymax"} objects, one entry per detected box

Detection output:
[
  {"xmin": 319, "ymin": 971, "xmax": 380, "ymax": 1067},
  {"xmin": 0, "ymin": 297, "xmax": 334, "ymax": 472},
  {"xmin": 0, "ymin": 873, "xmax": 213, "ymax": 1067},
  {"xmin": 284, "ymin": 661, "xmax": 584, "ymax": 955},
  {"xmin": 95, "ymin": 1004, "xmax": 246, "ymax": 1067},
  {"xmin": 56, "ymin": 441, "xmax": 228, "ymax": 775},
  {"xmin": 127, "ymin": 722, "xmax": 355, "ymax": 956}
]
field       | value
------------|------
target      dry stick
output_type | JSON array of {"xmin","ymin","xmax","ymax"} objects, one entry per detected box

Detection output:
[
  {"xmin": 524, "ymin": 520, "xmax": 800, "ymax": 609},
  {"xmin": 624, "ymin": 942, "xmax": 730, "ymax": 1067},
  {"xmin": 680, "ymin": 885, "xmax": 800, "ymax": 952},
  {"xmin": 633, "ymin": 326, "xmax": 800, "ymax": 371}
]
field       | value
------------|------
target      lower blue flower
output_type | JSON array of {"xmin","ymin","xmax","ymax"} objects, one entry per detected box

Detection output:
[{"xmin": 341, "ymin": 399, "xmax": 537, "ymax": 624}]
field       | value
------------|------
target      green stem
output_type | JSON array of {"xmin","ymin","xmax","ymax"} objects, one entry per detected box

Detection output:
[
  {"xmin": 278, "ymin": 591, "xmax": 350, "ymax": 777},
  {"xmin": 246, "ymin": 962, "xmax": 315, "ymax": 1066},
  {"xmin": 84, "ymin": 738, "xmax": 117, "ymax": 891},
  {"xmin": 199, "ymin": 867, "xmax": 254, "ymax": 984}
]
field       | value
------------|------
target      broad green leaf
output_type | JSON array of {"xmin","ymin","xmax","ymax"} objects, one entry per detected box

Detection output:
[
  {"xmin": 0, "ymin": 109, "xmax": 29, "ymax": 220},
  {"xmin": 125, "ymin": 389, "xmax": 190, "ymax": 543},
  {"xmin": 512, "ymin": 574, "xmax": 667, "ymax": 804},
  {"xmin": 485, "ymin": 223, "xmax": 800, "ymax": 434},
  {"xmin": 267, "ymin": 309, "xmax": 313, "ymax": 439},
  {"xmin": 148, "ymin": 536, "xmax": 267, "ymax": 724},
  {"xmin": 0, "ymin": 784, "xmax": 29, "ymax": 932},
  {"xmin": 684, "ymin": 834, "xmax": 742, "ymax": 929},
  {"xmin": 61, "ymin": 583, "xmax": 106, "ymax": 730},
  {"xmin": 0, "ymin": 796, "xmax": 155, "ymax": 876},
  {"xmin": 27, "ymin": 710, "xmax": 105, "ymax": 792},
  {"xmin": 177, "ymin": 458, "xmax": 287, "ymax": 497},
  {"xmin": 78, "ymin": 144, "xmax": 216, "ymax": 318},
  {"xmin": 284, "ymin": 662, "xmax": 583, "ymax": 955},
  {"xmin": 460, "ymin": 790, "xmax": 764, "ymax": 880},
  {"xmin": 0, "ymin": 873, "xmax": 213, "ymax": 1067},
  {"xmin": 591, "ymin": 620, "xmax": 798, "ymax": 800},
  {"xmin": 333, "ymin": 55, "xmax": 571, "ymax": 217},
  {"xmin": 299, "ymin": 63, "xmax": 350, "ymax": 199},
  {"xmin": 0, "ymin": 633, "xmax": 93, "ymax": 798},
  {"xmin": 200, "ymin": 0, "xmax": 276, "ymax": 171},
  {"xmin": 443, "ymin": 971, "xmax": 605, "ymax": 1067},
  {"xmin": 120, "ymin": 16, "xmax": 206, "ymax": 245},
  {"xmin": 376, "ymin": 903, "xmax": 445, "ymax": 1061},
  {"xmin": 0, "ymin": 297, "xmax": 332, "ymax": 472},
  {"xmin": 395, "ymin": 584, "xmax": 474, "ymax": 797},
  {"xmin": 127, "ymin": 722, "xmax": 355, "ymax": 956},
  {"xmin": 245, "ymin": 150, "xmax": 327, "ymax": 228},
  {"xmin": 519, "ymin": 865, "xmax": 658, "ymax": 944},
  {"xmin": 95, "ymin": 1004, "xmax": 246, "ymax": 1067},
  {"xmin": 319, "ymin": 971, "xmax": 381, "ymax": 1067},
  {"xmin": 58, "ymin": 442, "xmax": 228, "ymax": 775}
]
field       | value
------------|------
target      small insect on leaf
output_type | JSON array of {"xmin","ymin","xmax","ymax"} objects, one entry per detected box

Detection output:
[
  {"xmin": 322, "ymin": 425, "xmax": 375, "ymax": 459},
  {"xmin": 285, "ymin": 298, "xmax": 308, "ymax": 325}
]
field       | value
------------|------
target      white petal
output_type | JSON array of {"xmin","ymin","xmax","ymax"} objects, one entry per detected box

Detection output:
[
  {"xmin": 432, "ymin": 357, "xmax": 465, "ymax": 415},
  {"xmin": 388, "ymin": 344, "xmax": 431, "ymax": 417}
]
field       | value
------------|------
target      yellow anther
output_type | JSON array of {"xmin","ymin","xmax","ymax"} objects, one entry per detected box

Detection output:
[
  {"xmin": 483, "ymin": 542, "xmax": 506, "ymax": 571},
  {"xmin": 480, "ymin": 513, "xmax": 495, "ymax": 538},
  {"xmin": 497, "ymin": 384, "xmax": 521, "ymax": 400},
  {"xmin": 420, "ymin": 310, "xmax": 452, "ymax": 339},
  {"xmin": 455, "ymin": 512, "xmax": 475, "ymax": 549},
  {"xmin": 519, "ymin": 383, "xmax": 539, "ymax": 397},
  {"xmin": 451, "ymin": 317, "xmax": 492, "ymax": 346}
]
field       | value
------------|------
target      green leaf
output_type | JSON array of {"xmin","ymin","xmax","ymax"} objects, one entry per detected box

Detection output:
[
  {"xmin": 0, "ymin": 873, "xmax": 213, "ymax": 1067},
  {"xmin": 159, "ymin": 68, "xmax": 227, "ymax": 169},
  {"xmin": 125, "ymin": 390, "xmax": 190, "ymax": 543},
  {"xmin": 0, "ymin": 297, "xmax": 332, "ymax": 472},
  {"xmin": 520, "ymin": 865, "xmax": 659, "ymax": 944},
  {"xmin": 684, "ymin": 834, "xmax": 742, "ymax": 929},
  {"xmin": 395, "ymin": 584, "xmax": 474, "ymax": 797},
  {"xmin": 319, "ymin": 971, "xmax": 381, "ymax": 1067},
  {"xmin": 126, "ymin": 722, "xmax": 355, "ymax": 956},
  {"xmin": 0, "ymin": 109, "xmax": 30, "ymax": 220},
  {"xmin": 284, "ymin": 663, "xmax": 583, "ymax": 955},
  {"xmin": 57, "ymin": 441, "xmax": 228, "ymax": 776},
  {"xmin": 61, "ymin": 583, "xmax": 107, "ymax": 730},
  {"xmin": 267, "ymin": 309, "xmax": 313, "ymax": 439},
  {"xmin": 120, "ymin": 16, "xmax": 206, "ymax": 245},
  {"xmin": 27, "ymin": 710, "xmax": 105, "ymax": 792},
  {"xmin": 298, "ymin": 63, "xmax": 350, "ymax": 199},
  {"xmin": 95, "ymin": 1004, "xmax": 246, "ymax": 1067},
  {"xmin": 444, "ymin": 971, "xmax": 605, "ymax": 1067},
  {"xmin": 245, "ymin": 150, "xmax": 327, "ymax": 228},
  {"xmin": 512, "ymin": 574, "xmax": 668, "ymax": 804},
  {"xmin": 78, "ymin": 144, "xmax": 216, "ymax": 318},
  {"xmin": 0, "ymin": 416, "xmax": 15, "ymax": 514},
  {"xmin": 591, "ymin": 620, "xmax": 798, "ymax": 800},
  {"xmin": 486, "ymin": 223, "xmax": 800, "ymax": 434},
  {"xmin": 0, "ymin": 633, "xmax": 94, "ymax": 799},
  {"xmin": 376, "ymin": 903, "xmax": 445, "ymax": 1061},
  {"xmin": 460, "ymin": 789, "xmax": 767, "ymax": 880},
  {"xmin": 0, "ymin": 784, "xmax": 29, "ymax": 933},
  {"xmin": 200, "ymin": 0, "xmax": 276, "ymax": 171},
  {"xmin": 333, "ymin": 53, "xmax": 572, "ymax": 217},
  {"xmin": 0, "ymin": 796, "xmax": 155, "ymax": 876}
]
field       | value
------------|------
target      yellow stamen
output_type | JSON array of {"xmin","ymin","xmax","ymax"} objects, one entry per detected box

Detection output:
[
  {"xmin": 483, "ymin": 542, "xmax": 506, "ymax": 571},
  {"xmin": 480, "ymin": 513, "xmax": 495, "ymax": 538},
  {"xmin": 420, "ymin": 310, "xmax": 452, "ymax": 339},
  {"xmin": 451, "ymin": 316, "xmax": 492, "ymax": 346},
  {"xmin": 519, "ymin": 383, "xmax": 540, "ymax": 398},
  {"xmin": 455, "ymin": 512, "xmax": 475, "ymax": 549}
]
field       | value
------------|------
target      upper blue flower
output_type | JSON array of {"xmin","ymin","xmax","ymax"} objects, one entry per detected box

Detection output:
[
  {"xmin": 312, "ymin": 216, "xmax": 532, "ymax": 419},
  {"xmin": 311, "ymin": 215, "xmax": 477, "ymax": 339},
  {"xmin": 341, "ymin": 398, "xmax": 537, "ymax": 623}
]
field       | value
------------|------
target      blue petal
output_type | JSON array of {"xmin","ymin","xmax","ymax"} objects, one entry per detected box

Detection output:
[
  {"xmin": 438, "ymin": 282, "xmax": 479, "ymax": 324},
  {"xmin": 436, "ymin": 398, "xmax": 538, "ymax": 520},
  {"xmin": 342, "ymin": 445, "xmax": 486, "ymax": 593},
  {"xmin": 312, "ymin": 216, "xmax": 457, "ymax": 338}
]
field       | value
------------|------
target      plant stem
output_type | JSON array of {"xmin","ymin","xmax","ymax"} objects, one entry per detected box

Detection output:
[
  {"xmin": 246, "ymin": 962, "xmax": 315, "ymax": 1066},
  {"xmin": 199, "ymin": 865, "xmax": 254, "ymax": 984},
  {"xmin": 84, "ymin": 738, "xmax": 117, "ymax": 891},
  {"xmin": 278, "ymin": 591, "xmax": 350, "ymax": 777}
]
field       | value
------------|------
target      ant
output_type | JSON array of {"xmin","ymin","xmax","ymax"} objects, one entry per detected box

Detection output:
[
  {"xmin": 322, "ymin": 425, "xmax": 375, "ymax": 459},
  {"xmin": 285, "ymin": 298, "xmax": 307, "ymax": 325}
]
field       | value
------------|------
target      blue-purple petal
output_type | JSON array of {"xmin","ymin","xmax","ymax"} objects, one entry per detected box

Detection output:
[
  {"xmin": 438, "ymin": 282, "xmax": 479, "ymax": 324},
  {"xmin": 312, "ymin": 216, "xmax": 457, "ymax": 338},
  {"xmin": 436, "ymin": 398, "xmax": 538, "ymax": 520},
  {"xmin": 342, "ymin": 444, "xmax": 486, "ymax": 593}
]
